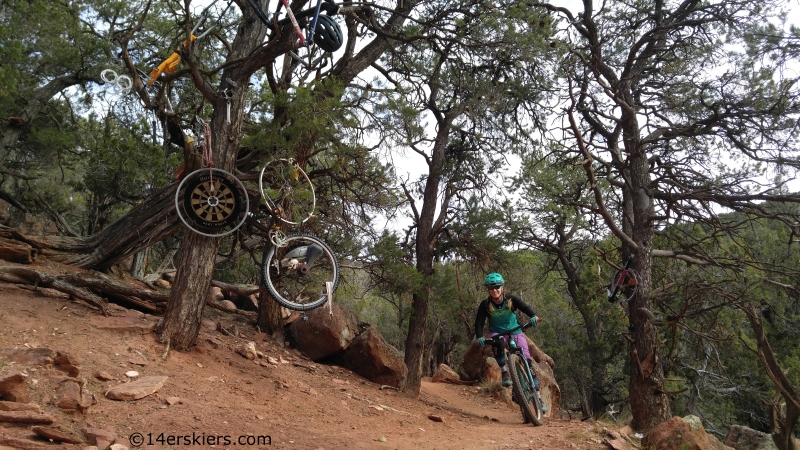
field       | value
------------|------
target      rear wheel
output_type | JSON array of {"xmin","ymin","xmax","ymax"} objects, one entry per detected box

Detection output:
[{"xmin": 508, "ymin": 353, "xmax": 544, "ymax": 426}]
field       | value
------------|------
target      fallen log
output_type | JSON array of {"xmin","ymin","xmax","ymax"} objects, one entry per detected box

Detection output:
[
  {"xmin": 0, "ymin": 265, "xmax": 169, "ymax": 315},
  {"xmin": 211, "ymin": 279, "xmax": 260, "ymax": 299},
  {"xmin": 0, "ymin": 266, "xmax": 109, "ymax": 315}
]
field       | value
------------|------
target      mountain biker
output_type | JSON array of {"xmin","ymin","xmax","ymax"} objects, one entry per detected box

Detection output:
[{"xmin": 474, "ymin": 272, "xmax": 547, "ymax": 412}]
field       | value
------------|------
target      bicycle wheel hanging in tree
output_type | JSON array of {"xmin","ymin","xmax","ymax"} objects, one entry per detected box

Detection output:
[
  {"xmin": 258, "ymin": 159, "xmax": 315, "ymax": 225},
  {"xmin": 175, "ymin": 168, "xmax": 249, "ymax": 237},
  {"xmin": 508, "ymin": 354, "xmax": 544, "ymax": 426},
  {"xmin": 262, "ymin": 233, "xmax": 339, "ymax": 311}
]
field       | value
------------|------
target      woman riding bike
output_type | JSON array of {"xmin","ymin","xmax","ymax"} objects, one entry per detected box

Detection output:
[{"xmin": 474, "ymin": 272, "xmax": 547, "ymax": 413}]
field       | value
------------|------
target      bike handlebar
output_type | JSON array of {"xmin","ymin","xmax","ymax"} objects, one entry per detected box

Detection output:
[{"xmin": 482, "ymin": 317, "xmax": 542, "ymax": 344}]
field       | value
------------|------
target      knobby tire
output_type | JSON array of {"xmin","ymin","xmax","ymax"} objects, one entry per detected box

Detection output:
[{"xmin": 508, "ymin": 353, "xmax": 544, "ymax": 426}]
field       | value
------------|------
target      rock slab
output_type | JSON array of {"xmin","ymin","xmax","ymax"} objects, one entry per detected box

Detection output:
[
  {"xmin": 31, "ymin": 425, "xmax": 84, "ymax": 444},
  {"xmin": 105, "ymin": 376, "xmax": 168, "ymax": 401}
]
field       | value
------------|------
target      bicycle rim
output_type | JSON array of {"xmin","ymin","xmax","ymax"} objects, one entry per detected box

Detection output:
[
  {"xmin": 508, "ymin": 354, "xmax": 543, "ymax": 426},
  {"xmin": 262, "ymin": 234, "xmax": 339, "ymax": 311},
  {"xmin": 258, "ymin": 159, "xmax": 315, "ymax": 225}
]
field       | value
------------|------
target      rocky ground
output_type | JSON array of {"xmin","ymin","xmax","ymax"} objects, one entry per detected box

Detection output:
[{"xmin": 0, "ymin": 280, "xmax": 631, "ymax": 450}]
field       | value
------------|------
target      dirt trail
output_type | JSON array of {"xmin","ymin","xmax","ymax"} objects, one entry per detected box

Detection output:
[{"xmin": 0, "ymin": 281, "xmax": 612, "ymax": 450}]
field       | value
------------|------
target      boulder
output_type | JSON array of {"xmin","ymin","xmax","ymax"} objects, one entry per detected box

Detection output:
[
  {"xmin": 342, "ymin": 327, "xmax": 408, "ymax": 389},
  {"xmin": 218, "ymin": 300, "xmax": 237, "ymax": 311},
  {"xmin": 236, "ymin": 342, "xmax": 258, "ymax": 360},
  {"xmin": 207, "ymin": 286, "xmax": 224, "ymax": 303},
  {"xmin": 603, "ymin": 429, "xmax": 635, "ymax": 450},
  {"xmin": 709, "ymin": 434, "xmax": 734, "ymax": 450},
  {"xmin": 457, "ymin": 343, "xmax": 494, "ymax": 381},
  {"xmin": 431, "ymin": 364, "xmax": 461, "ymax": 384},
  {"xmin": 0, "ymin": 401, "xmax": 41, "ymax": 412},
  {"xmin": 0, "ymin": 372, "xmax": 29, "ymax": 403},
  {"xmin": 723, "ymin": 425, "xmax": 777, "ymax": 450},
  {"xmin": 52, "ymin": 377, "xmax": 94, "ymax": 411},
  {"xmin": 54, "ymin": 351, "xmax": 81, "ymax": 377},
  {"xmin": 8, "ymin": 212, "xmax": 59, "ymax": 236},
  {"xmin": 483, "ymin": 357, "xmax": 502, "ymax": 383},
  {"xmin": 287, "ymin": 303, "xmax": 360, "ymax": 361},
  {"xmin": 643, "ymin": 415, "xmax": 716, "ymax": 450},
  {"xmin": 0, "ymin": 410, "xmax": 54, "ymax": 424}
]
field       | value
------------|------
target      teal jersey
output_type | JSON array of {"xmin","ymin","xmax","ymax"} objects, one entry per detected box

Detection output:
[
  {"xmin": 486, "ymin": 299, "xmax": 522, "ymax": 334},
  {"xmin": 473, "ymin": 294, "xmax": 536, "ymax": 338}
]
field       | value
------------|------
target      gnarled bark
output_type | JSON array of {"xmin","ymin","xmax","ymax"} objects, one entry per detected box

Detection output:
[{"xmin": 0, "ymin": 183, "xmax": 181, "ymax": 270}]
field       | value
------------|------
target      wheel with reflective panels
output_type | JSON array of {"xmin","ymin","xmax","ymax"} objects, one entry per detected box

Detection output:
[
  {"xmin": 261, "ymin": 234, "xmax": 339, "ymax": 311},
  {"xmin": 175, "ymin": 168, "xmax": 249, "ymax": 237}
]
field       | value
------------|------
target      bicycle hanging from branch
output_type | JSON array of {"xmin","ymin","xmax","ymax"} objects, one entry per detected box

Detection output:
[
  {"xmin": 245, "ymin": 0, "xmax": 344, "ymax": 53},
  {"xmin": 255, "ymin": 158, "xmax": 339, "ymax": 311},
  {"xmin": 607, "ymin": 253, "xmax": 637, "ymax": 303}
]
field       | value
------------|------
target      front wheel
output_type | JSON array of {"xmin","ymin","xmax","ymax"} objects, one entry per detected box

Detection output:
[
  {"xmin": 508, "ymin": 353, "xmax": 544, "ymax": 426},
  {"xmin": 261, "ymin": 234, "xmax": 339, "ymax": 311}
]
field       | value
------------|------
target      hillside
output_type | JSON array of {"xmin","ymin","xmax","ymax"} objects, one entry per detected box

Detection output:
[{"xmin": 0, "ymin": 275, "xmax": 624, "ymax": 450}]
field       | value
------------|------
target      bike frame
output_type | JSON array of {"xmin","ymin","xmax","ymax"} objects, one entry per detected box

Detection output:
[
  {"xmin": 607, "ymin": 253, "xmax": 635, "ymax": 303},
  {"xmin": 483, "ymin": 321, "xmax": 545, "ymax": 425},
  {"xmin": 485, "ymin": 322, "xmax": 538, "ymax": 383}
]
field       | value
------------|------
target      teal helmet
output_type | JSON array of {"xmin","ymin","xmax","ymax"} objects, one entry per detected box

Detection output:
[{"xmin": 484, "ymin": 272, "xmax": 505, "ymax": 288}]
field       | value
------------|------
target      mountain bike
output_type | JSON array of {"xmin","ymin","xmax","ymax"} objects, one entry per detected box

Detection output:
[
  {"xmin": 607, "ymin": 253, "xmax": 637, "ymax": 303},
  {"xmin": 484, "ymin": 320, "xmax": 546, "ymax": 426},
  {"xmin": 256, "ymin": 159, "xmax": 339, "ymax": 311}
]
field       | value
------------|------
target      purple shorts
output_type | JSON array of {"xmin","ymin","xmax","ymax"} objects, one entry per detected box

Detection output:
[{"xmin": 488, "ymin": 331, "xmax": 531, "ymax": 360}]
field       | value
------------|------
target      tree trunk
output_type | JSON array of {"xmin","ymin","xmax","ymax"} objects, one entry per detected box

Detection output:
[
  {"xmin": 626, "ymin": 138, "xmax": 671, "ymax": 432},
  {"xmin": 130, "ymin": 249, "xmax": 148, "ymax": 279},
  {"xmin": 403, "ymin": 287, "xmax": 430, "ymax": 395},
  {"xmin": 257, "ymin": 244, "xmax": 284, "ymax": 342},
  {"xmin": 154, "ymin": 231, "xmax": 219, "ymax": 350},
  {"xmin": 257, "ymin": 287, "xmax": 284, "ymax": 341},
  {"xmin": 743, "ymin": 302, "xmax": 800, "ymax": 450}
]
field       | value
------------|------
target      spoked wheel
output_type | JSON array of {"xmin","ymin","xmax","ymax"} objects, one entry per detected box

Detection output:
[
  {"xmin": 258, "ymin": 159, "xmax": 315, "ymax": 225},
  {"xmin": 175, "ymin": 168, "xmax": 249, "ymax": 237},
  {"xmin": 262, "ymin": 233, "xmax": 339, "ymax": 311},
  {"xmin": 508, "ymin": 354, "xmax": 544, "ymax": 426}
]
